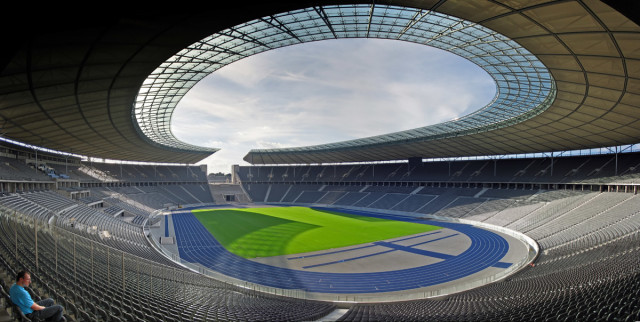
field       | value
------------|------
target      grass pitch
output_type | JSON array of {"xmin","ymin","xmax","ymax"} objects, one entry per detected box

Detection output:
[{"xmin": 193, "ymin": 207, "xmax": 441, "ymax": 258}]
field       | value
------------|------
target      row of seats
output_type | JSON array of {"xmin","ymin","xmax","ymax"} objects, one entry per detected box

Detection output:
[
  {"xmin": 0, "ymin": 209, "xmax": 337, "ymax": 322},
  {"xmin": 337, "ymin": 236, "xmax": 640, "ymax": 321},
  {"xmin": 240, "ymin": 181, "xmax": 640, "ymax": 320},
  {"xmin": 1, "ymin": 179, "xmax": 639, "ymax": 320},
  {"xmin": 238, "ymin": 152, "xmax": 640, "ymax": 184},
  {"xmin": 83, "ymin": 163, "xmax": 208, "ymax": 182},
  {"xmin": 98, "ymin": 184, "xmax": 214, "ymax": 209}
]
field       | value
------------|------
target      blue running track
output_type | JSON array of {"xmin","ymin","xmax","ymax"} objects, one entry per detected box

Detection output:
[{"xmin": 172, "ymin": 208, "xmax": 510, "ymax": 293}]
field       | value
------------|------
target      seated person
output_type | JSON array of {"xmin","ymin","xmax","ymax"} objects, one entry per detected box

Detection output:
[{"xmin": 9, "ymin": 271, "xmax": 65, "ymax": 322}]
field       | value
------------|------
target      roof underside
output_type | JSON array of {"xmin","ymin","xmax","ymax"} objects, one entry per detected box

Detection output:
[{"xmin": 0, "ymin": 1, "xmax": 639, "ymax": 164}]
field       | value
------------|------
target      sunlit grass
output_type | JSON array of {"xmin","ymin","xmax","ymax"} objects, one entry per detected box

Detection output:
[{"xmin": 193, "ymin": 207, "xmax": 440, "ymax": 258}]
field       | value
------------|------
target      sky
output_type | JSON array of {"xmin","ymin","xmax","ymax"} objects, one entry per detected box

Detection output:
[{"xmin": 171, "ymin": 38, "xmax": 496, "ymax": 174}]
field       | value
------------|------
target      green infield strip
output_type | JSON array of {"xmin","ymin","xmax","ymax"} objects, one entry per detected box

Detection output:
[{"xmin": 192, "ymin": 207, "xmax": 441, "ymax": 258}]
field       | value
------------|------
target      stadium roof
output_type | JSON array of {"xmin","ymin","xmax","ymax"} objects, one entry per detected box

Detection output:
[{"xmin": 0, "ymin": 1, "xmax": 639, "ymax": 164}]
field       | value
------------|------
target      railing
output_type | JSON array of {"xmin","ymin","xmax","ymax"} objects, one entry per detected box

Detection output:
[{"xmin": 0, "ymin": 207, "xmax": 239, "ymax": 306}]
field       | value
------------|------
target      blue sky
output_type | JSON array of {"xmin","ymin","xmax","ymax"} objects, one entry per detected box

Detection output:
[{"xmin": 171, "ymin": 38, "xmax": 496, "ymax": 174}]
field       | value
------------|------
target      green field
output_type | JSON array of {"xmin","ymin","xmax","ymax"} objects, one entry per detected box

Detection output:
[{"xmin": 192, "ymin": 207, "xmax": 441, "ymax": 258}]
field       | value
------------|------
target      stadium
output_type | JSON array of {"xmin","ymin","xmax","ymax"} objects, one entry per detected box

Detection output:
[{"xmin": 0, "ymin": 1, "xmax": 639, "ymax": 321}]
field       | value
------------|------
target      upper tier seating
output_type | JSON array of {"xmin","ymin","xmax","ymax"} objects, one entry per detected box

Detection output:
[
  {"xmin": 237, "ymin": 152, "xmax": 640, "ymax": 184},
  {"xmin": 80, "ymin": 163, "xmax": 208, "ymax": 182}
]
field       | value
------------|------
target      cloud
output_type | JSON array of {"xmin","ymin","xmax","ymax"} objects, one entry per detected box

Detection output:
[{"xmin": 171, "ymin": 38, "xmax": 495, "ymax": 173}]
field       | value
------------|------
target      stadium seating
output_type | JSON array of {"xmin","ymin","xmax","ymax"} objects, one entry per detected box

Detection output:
[
  {"xmin": 0, "ymin": 202, "xmax": 336, "ymax": 322},
  {"xmin": 0, "ymin": 153, "xmax": 638, "ymax": 321},
  {"xmin": 237, "ymin": 152, "xmax": 640, "ymax": 184},
  {"xmin": 233, "ymin": 170, "xmax": 640, "ymax": 320},
  {"xmin": 81, "ymin": 163, "xmax": 208, "ymax": 182}
]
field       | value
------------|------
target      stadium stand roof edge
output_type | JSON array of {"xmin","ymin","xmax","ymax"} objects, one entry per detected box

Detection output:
[{"xmin": 1, "ymin": 1, "xmax": 640, "ymax": 165}]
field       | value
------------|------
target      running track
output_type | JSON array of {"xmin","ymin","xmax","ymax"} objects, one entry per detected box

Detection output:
[{"xmin": 172, "ymin": 208, "xmax": 510, "ymax": 293}]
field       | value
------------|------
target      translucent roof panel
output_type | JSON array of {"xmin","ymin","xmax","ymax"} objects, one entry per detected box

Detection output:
[{"xmin": 134, "ymin": 4, "xmax": 555, "ymax": 160}]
